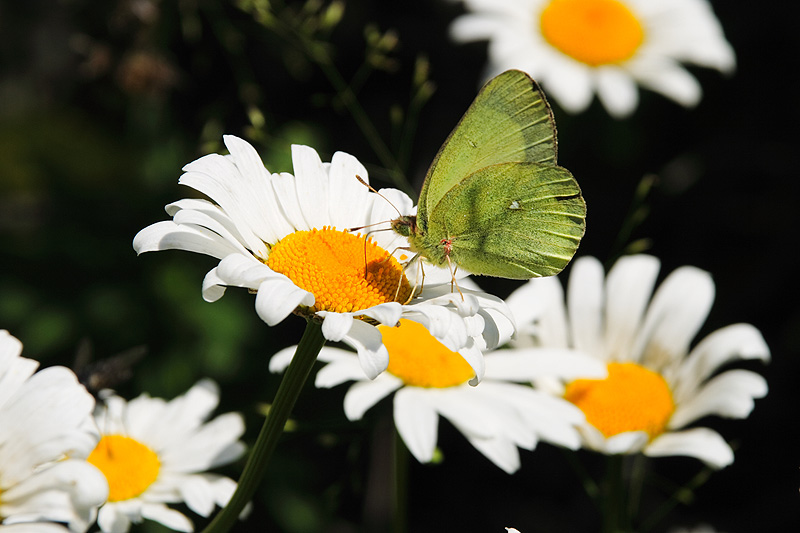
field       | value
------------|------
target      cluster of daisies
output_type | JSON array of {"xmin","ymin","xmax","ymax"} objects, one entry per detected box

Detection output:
[
  {"xmin": 0, "ymin": 329, "xmax": 245, "ymax": 532},
  {"xmin": 6, "ymin": 138, "xmax": 767, "ymax": 531},
  {"xmin": 135, "ymin": 131, "xmax": 766, "ymax": 486},
  {"xmin": 1, "ymin": 2, "xmax": 764, "ymax": 531}
]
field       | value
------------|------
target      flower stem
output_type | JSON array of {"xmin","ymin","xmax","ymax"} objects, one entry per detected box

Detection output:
[
  {"xmin": 202, "ymin": 319, "xmax": 326, "ymax": 533},
  {"xmin": 393, "ymin": 426, "xmax": 408, "ymax": 533},
  {"xmin": 601, "ymin": 454, "xmax": 628, "ymax": 533}
]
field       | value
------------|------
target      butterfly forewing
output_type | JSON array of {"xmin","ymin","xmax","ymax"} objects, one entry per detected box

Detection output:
[
  {"xmin": 426, "ymin": 162, "xmax": 586, "ymax": 279},
  {"xmin": 417, "ymin": 70, "xmax": 558, "ymax": 232}
]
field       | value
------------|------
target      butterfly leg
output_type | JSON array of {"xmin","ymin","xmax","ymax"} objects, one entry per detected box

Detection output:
[{"xmin": 441, "ymin": 238, "xmax": 464, "ymax": 300}]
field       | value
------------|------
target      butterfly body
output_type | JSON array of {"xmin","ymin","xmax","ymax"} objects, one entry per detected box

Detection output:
[{"xmin": 394, "ymin": 70, "xmax": 586, "ymax": 280}]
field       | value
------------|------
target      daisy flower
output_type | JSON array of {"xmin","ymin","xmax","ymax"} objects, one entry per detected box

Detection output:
[
  {"xmin": 133, "ymin": 135, "xmax": 513, "ymax": 381},
  {"xmin": 505, "ymin": 255, "xmax": 769, "ymax": 468},
  {"xmin": 270, "ymin": 317, "xmax": 605, "ymax": 473},
  {"xmin": 0, "ymin": 330, "xmax": 108, "ymax": 532},
  {"xmin": 449, "ymin": 0, "xmax": 736, "ymax": 117},
  {"xmin": 87, "ymin": 379, "xmax": 246, "ymax": 532}
]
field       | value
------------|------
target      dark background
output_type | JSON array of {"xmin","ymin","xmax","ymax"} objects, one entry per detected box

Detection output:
[{"xmin": 1, "ymin": 1, "xmax": 797, "ymax": 531}]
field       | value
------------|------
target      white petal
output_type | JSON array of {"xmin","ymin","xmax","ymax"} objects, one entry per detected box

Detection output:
[
  {"xmin": 0, "ymin": 340, "xmax": 38, "ymax": 409},
  {"xmin": 645, "ymin": 427, "xmax": 733, "ymax": 469},
  {"xmin": 484, "ymin": 350, "xmax": 606, "ymax": 382},
  {"xmin": 449, "ymin": 13, "xmax": 506, "ymax": 42},
  {"xmin": 319, "ymin": 312, "xmax": 354, "ymax": 342},
  {"xmin": 326, "ymin": 151, "xmax": 371, "ymax": 229},
  {"xmin": 133, "ymin": 221, "xmax": 240, "ymax": 260},
  {"xmin": 361, "ymin": 303, "xmax": 403, "ymax": 327},
  {"xmin": 213, "ymin": 253, "xmax": 271, "ymax": 290},
  {"xmin": 201, "ymin": 266, "xmax": 228, "ymax": 303},
  {"xmin": 393, "ymin": 388, "xmax": 439, "ymax": 463},
  {"xmin": 506, "ymin": 277, "xmax": 568, "ymax": 349},
  {"xmin": 567, "ymin": 257, "xmax": 605, "ymax": 355},
  {"xmin": 467, "ymin": 436, "xmax": 522, "ymax": 474},
  {"xmin": 404, "ymin": 303, "xmax": 470, "ymax": 353},
  {"xmin": 603, "ymin": 255, "xmax": 660, "ymax": 362},
  {"xmin": 97, "ymin": 503, "xmax": 134, "ymax": 533},
  {"xmin": 178, "ymin": 475, "xmax": 216, "ymax": 517},
  {"xmin": 542, "ymin": 60, "xmax": 595, "ymax": 114},
  {"xmin": 343, "ymin": 378, "xmax": 402, "ymax": 420},
  {"xmin": 171, "ymin": 208, "xmax": 254, "ymax": 257},
  {"xmin": 177, "ymin": 474, "xmax": 235, "ymax": 518},
  {"xmin": 163, "ymin": 413, "xmax": 246, "ymax": 471},
  {"xmin": 0, "ymin": 329, "xmax": 24, "ymax": 359},
  {"xmin": 633, "ymin": 265, "xmax": 714, "ymax": 369},
  {"xmin": 634, "ymin": 58, "xmax": 702, "ymax": 107},
  {"xmin": 254, "ymin": 277, "xmax": 315, "ymax": 326},
  {"xmin": 595, "ymin": 67, "xmax": 639, "ymax": 118},
  {"xmin": 576, "ymin": 422, "xmax": 646, "ymax": 454},
  {"xmin": 290, "ymin": 145, "xmax": 330, "ymax": 230},
  {"xmin": 669, "ymin": 370, "xmax": 767, "ymax": 429},
  {"xmin": 221, "ymin": 135, "xmax": 289, "ymax": 244},
  {"xmin": 673, "ymin": 323, "xmax": 769, "ymax": 399},
  {"xmin": 267, "ymin": 346, "xmax": 296, "ymax": 373},
  {"xmin": 315, "ymin": 355, "xmax": 369, "ymax": 388},
  {"xmin": 0, "ymin": 459, "xmax": 108, "ymax": 531},
  {"xmin": 460, "ymin": 344, "xmax": 485, "ymax": 385},
  {"xmin": 140, "ymin": 503, "xmax": 194, "ymax": 532},
  {"xmin": 0, "ymin": 524, "xmax": 71, "ymax": 532},
  {"xmin": 339, "ymin": 320, "xmax": 390, "ymax": 379}
]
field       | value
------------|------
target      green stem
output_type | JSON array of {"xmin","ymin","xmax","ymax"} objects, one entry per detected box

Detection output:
[
  {"xmin": 638, "ymin": 465, "xmax": 712, "ymax": 533},
  {"xmin": 202, "ymin": 319, "xmax": 326, "ymax": 533},
  {"xmin": 392, "ymin": 426, "xmax": 408, "ymax": 533},
  {"xmin": 560, "ymin": 449, "xmax": 601, "ymax": 510},
  {"xmin": 601, "ymin": 454, "xmax": 626, "ymax": 533}
]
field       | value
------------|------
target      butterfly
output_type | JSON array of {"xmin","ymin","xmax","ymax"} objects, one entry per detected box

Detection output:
[{"xmin": 391, "ymin": 69, "xmax": 586, "ymax": 280}]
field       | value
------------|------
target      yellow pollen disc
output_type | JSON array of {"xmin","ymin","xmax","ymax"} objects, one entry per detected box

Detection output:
[
  {"xmin": 540, "ymin": 0, "xmax": 644, "ymax": 66},
  {"xmin": 88, "ymin": 435, "xmax": 161, "ymax": 502},
  {"xmin": 380, "ymin": 319, "xmax": 475, "ymax": 388},
  {"xmin": 564, "ymin": 362, "xmax": 675, "ymax": 440},
  {"xmin": 266, "ymin": 227, "xmax": 412, "ymax": 314}
]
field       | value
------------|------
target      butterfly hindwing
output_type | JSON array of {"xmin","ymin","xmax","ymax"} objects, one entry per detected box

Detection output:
[{"xmin": 423, "ymin": 162, "xmax": 586, "ymax": 279}]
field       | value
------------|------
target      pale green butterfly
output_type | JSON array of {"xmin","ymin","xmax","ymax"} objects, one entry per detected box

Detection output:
[{"xmin": 391, "ymin": 69, "xmax": 586, "ymax": 280}]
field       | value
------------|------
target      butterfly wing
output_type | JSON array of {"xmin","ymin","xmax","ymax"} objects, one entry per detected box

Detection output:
[
  {"xmin": 425, "ymin": 162, "xmax": 586, "ymax": 279},
  {"xmin": 417, "ymin": 70, "xmax": 558, "ymax": 233}
]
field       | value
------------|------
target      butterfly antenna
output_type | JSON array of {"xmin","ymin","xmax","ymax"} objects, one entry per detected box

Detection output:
[{"xmin": 355, "ymin": 174, "xmax": 403, "ymax": 218}]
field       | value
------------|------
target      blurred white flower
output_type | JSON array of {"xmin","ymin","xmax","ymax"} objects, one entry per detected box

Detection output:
[
  {"xmin": 88, "ymin": 380, "xmax": 245, "ymax": 532},
  {"xmin": 134, "ymin": 135, "xmax": 513, "ymax": 382},
  {"xmin": 0, "ymin": 330, "xmax": 108, "ymax": 532},
  {"xmin": 669, "ymin": 525, "xmax": 725, "ymax": 533},
  {"xmin": 271, "ymin": 317, "xmax": 603, "ymax": 473},
  {"xmin": 506, "ymin": 255, "xmax": 768, "ymax": 468},
  {"xmin": 450, "ymin": 0, "xmax": 736, "ymax": 117}
]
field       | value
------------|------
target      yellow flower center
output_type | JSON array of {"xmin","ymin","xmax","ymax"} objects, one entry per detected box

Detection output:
[
  {"xmin": 564, "ymin": 362, "xmax": 674, "ymax": 440},
  {"xmin": 267, "ymin": 227, "xmax": 412, "ymax": 314},
  {"xmin": 540, "ymin": 0, "xmax": 644, "ymax": 66},
  {"xmin": 381, "ymin": 319, "xmax": 475, "ymax": 387},
  {"xmin": 88, "ymin": 435, "xmax": 161, "ymax": 502}
]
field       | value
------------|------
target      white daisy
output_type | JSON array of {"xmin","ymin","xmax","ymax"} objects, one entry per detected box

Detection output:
[
  {"xmin": 505, "ymin": 255, "xmax": 769, "ymax": 468},
  {"xmin": 133, "ymin": 135, "xmax": 513, "ymax": 381},
  {"xmin": 87, "ymin": 379, "xmax": 246, "ymax": 533},
  {"xmin": 0, "ymin": 330, "xmax": 108, "ymax": 533},
  {"xmin": 270, "ymin": 317, "xmax": 605, "ymax": 473},
  {"xmin": 449, "ymin": 0, "xmax": 736, "ymax": 117}
]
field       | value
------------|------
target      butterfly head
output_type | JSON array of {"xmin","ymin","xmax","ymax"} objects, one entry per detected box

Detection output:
[{"xmin": 390, "ymin": 215, "xmax": 419, "ymax": 238}]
